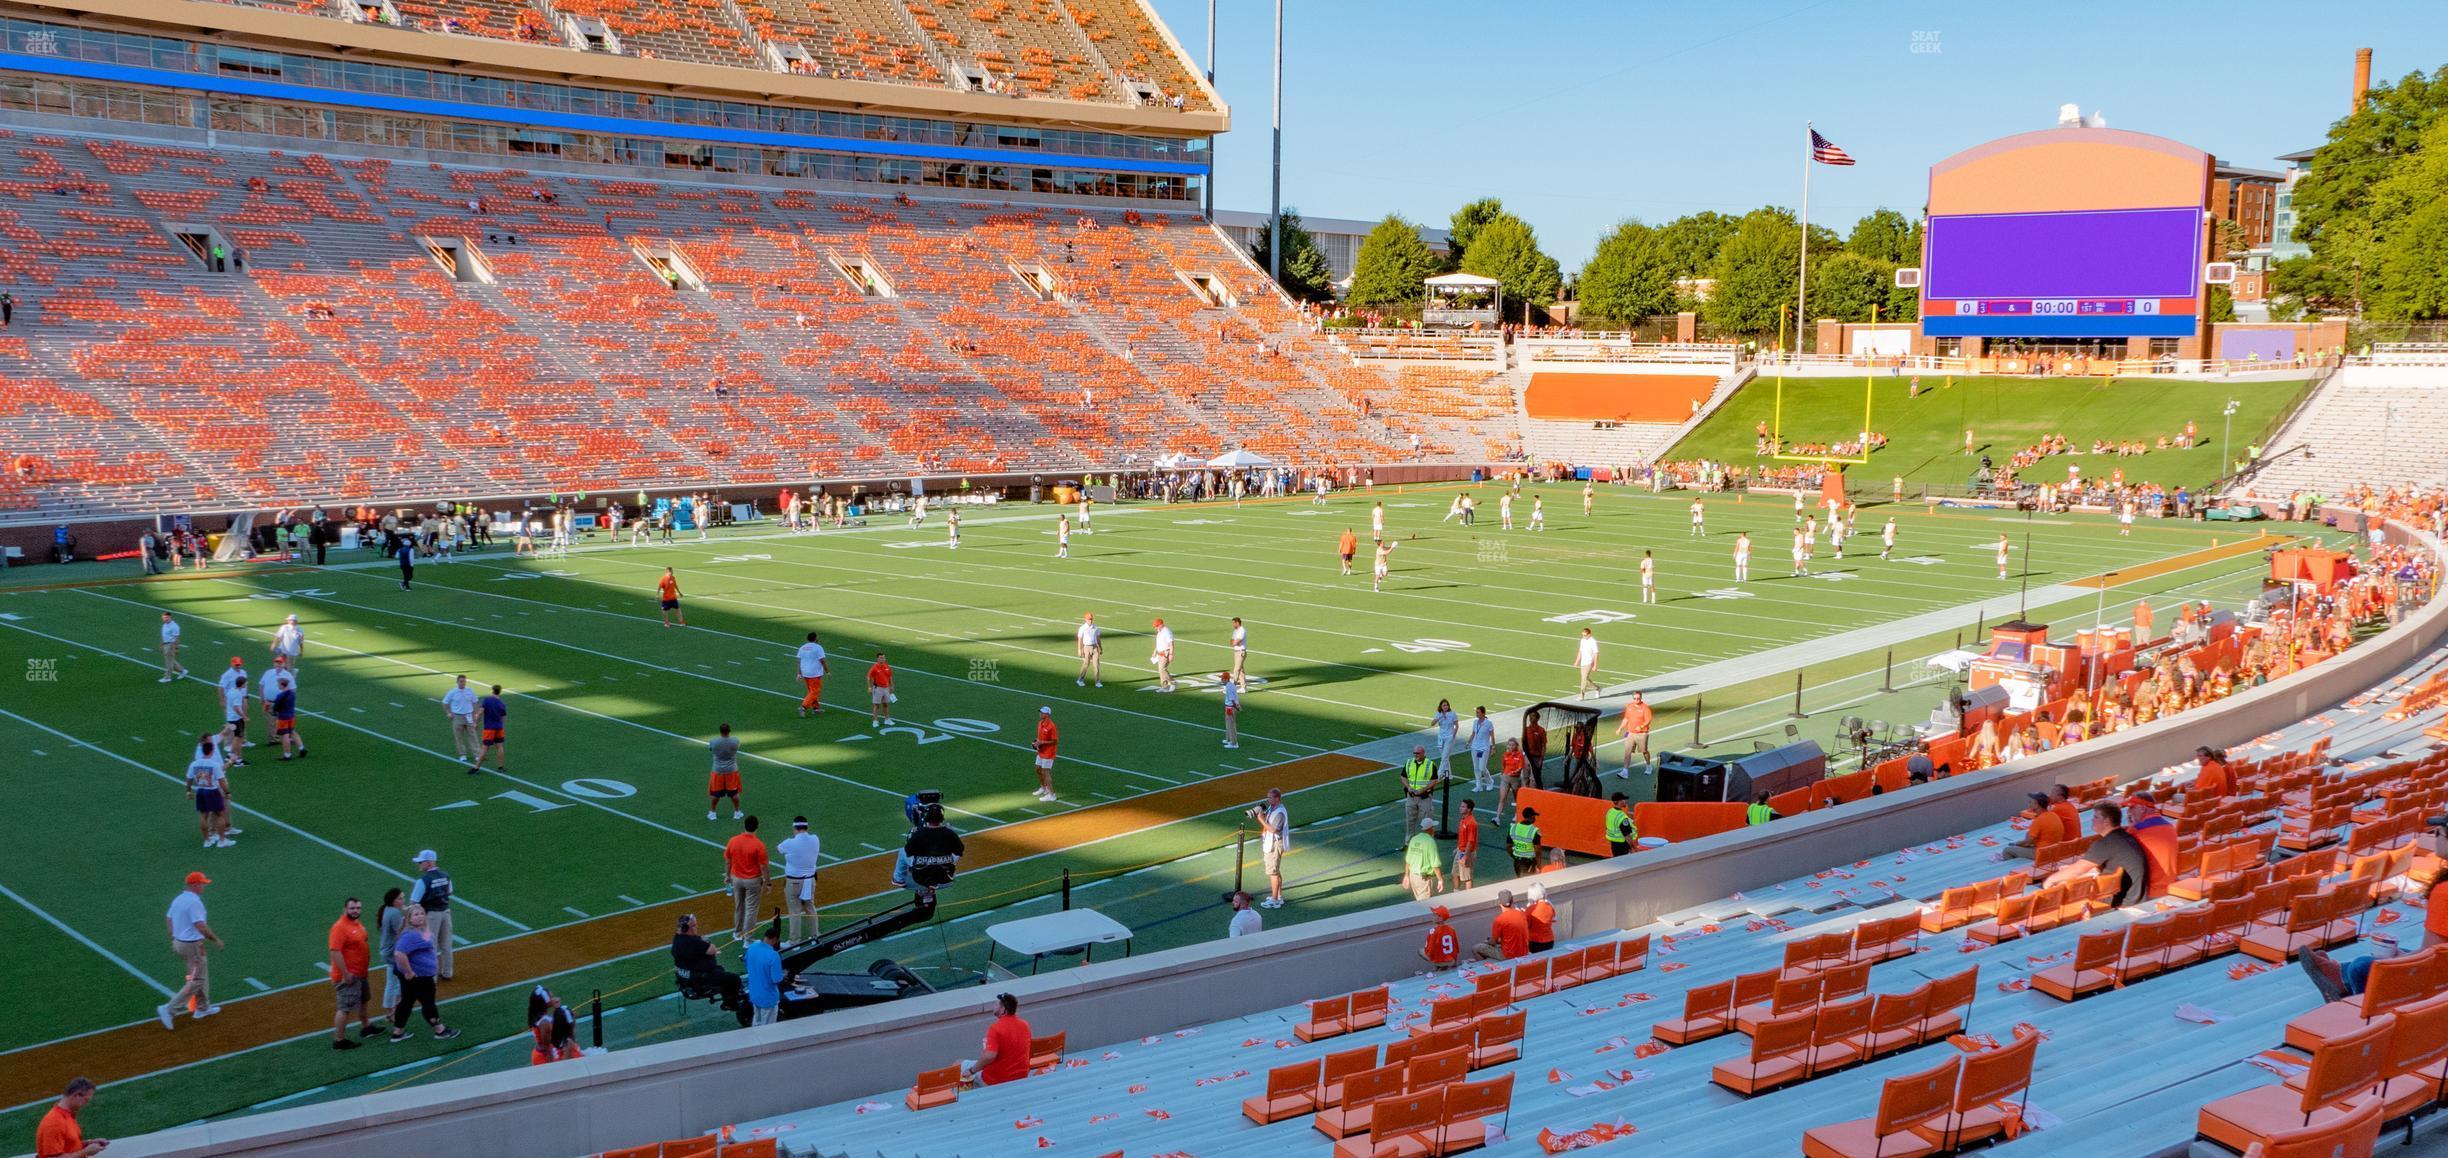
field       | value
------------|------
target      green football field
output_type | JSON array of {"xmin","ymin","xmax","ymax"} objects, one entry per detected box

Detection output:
[
  {"xmin": 1666, "ymin": 374, "xmax": 2316, "ymax": 490},
  {"xmin": 0, "ymin": 483, "xmax": 2339, "ymax": 1138}
]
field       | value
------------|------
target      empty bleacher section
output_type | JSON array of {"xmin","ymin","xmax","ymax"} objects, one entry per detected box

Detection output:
[
  {"xmin": 1511, "ymin": 353, "xmax": 1747, "ymax": 469},
  {"xmin": 0, "ymin": 129, "xmax": 1446, "ymax": 520},
  {"xmin": 184, "ymin": 0, "xmax": 1205, "ymax": 106},
  {"xmin": 2237, "ymin": 364, "xmax": 2448, "ymax": 501}
]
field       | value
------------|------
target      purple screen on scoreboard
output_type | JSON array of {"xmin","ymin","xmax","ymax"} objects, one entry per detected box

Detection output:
[{"xmin": 1924, "ymin": 207, "xmax": 2201, "ymax": 301}]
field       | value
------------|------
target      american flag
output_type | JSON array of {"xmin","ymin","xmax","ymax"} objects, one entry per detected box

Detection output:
[{"xmin": 1811, "ymin": 129, "xmax": 1856, "ymax": 166}]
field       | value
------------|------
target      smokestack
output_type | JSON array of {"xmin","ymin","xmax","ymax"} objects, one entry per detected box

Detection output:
[{"xmin": 2353, "ymin": 48, "xmax": 2371, "ymax": 113}]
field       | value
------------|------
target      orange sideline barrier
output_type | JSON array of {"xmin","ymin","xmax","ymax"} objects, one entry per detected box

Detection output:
[
  {"xmin": 1514, "ymin": 788, "xmax": 1614, "ymax": 857},
  {"xmin": 1766, "ymin": 786, "xmax": 1819, "ymax": 818},
  {"xmin": 1632, "ymin": 802, "xmax": 1751, "ymax": 843},
  {"xmin": 1523, "ymin": 373, "xmax": 1717, "ymax": 423},
  {"xmin": 1816, "ymin": 771, "xmax": 1874, "ymax": 806}
]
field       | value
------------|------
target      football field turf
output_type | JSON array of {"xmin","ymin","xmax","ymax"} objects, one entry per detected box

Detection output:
[{"xmin": 0, "ymin": 483, "xmax": 2338, "ymax": 1136}]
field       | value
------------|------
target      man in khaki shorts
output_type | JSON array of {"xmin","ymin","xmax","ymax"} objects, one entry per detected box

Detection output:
[
  {"xmin": 1074, "ymin": 613, "xmax": 1103, "ymax": 687},
  {"xmin": 1252, "ymin": 789, "xmax": 1288, "ymax": 909},
  {"xmin": 158, "ymin": 612, "xmax": 186, "ymax": 682},
  {"xmin": 329, "ymin": 896, "xmax": 376, "ymax": 1048},
  {"xmin": 441, "ymin": 675, "xmax": 480, "ymax": 764},
  {"xmin": 160, "ymin": 870, "xmax": 222, "ymax": 1029}
]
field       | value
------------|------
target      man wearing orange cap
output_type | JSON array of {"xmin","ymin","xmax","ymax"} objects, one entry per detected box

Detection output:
[
  {"xmin": 1420, "ymin": 905, "xmax": 1459, "ymax": 970},
  {"xmin": 159, "ymin": 871, "xmax": 222, "ymax": 1030}
]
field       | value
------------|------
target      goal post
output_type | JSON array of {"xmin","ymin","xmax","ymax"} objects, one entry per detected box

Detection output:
[{"xmin": 1767, "ymin": 371, "xmax": 1877, "ymax": 467}]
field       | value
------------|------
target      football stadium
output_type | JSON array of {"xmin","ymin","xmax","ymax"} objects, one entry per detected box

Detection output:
[{"xmin": 1, "ymin": 3, "xmax": 2446, "ymax": 1156}]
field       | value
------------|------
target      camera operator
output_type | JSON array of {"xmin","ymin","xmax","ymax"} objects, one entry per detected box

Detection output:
[
  {"xmin": 669, "ymin": 913, "xmax": 748, "ymax": 1024},
  {"xmin": 900, "ymin": 802, "xmax": 964, "ymax": 896}
]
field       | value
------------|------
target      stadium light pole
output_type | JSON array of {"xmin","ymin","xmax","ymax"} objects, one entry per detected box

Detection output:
[
  {"xmin": 2220, "ymin": 398, "xmax": 2240, "ymax": 476},
  {"xmin": 1202, "ymin": 0, "xmax": 1215, "ymax": 220},
  {"xmin": 1267, "ymin": 0, "xmax": 1282, "ymax": 287}
]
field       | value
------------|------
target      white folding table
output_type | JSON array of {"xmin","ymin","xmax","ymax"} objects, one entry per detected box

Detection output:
[{"xmin": 984, "ymin": 909, "xmax": 1134, "ymax": 975}]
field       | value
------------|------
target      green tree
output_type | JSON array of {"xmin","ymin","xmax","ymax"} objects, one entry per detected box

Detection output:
[
  {"xmin": 1446, "ymin": 198, "xmax": 1506, "ymax": 270},
  {"xmin": 1883, "ymin": 277, "xmax": 1921, "ymax": 323},
  {"xmin": 2367, "ymin": 115, "xmax": 2448, "ymax": 320},
  {"xmin": 1846, "ymin": 208, "xmax": 1919, "ymax": 265},
  {"xmin": 1575, "ymin": 219, "xmax": 1676, "ymax": 326},
  {"xmin": 1460, "ymin": 215, "xmax": 1562, "ymax": 315},
  {"xmin": 1250, "ymin": 207, "xmax": 1335, "ymax": 303},
  {"xmin": 1807, "ymin": 251, "xmax": 1895, "ymax": 323},
  {"xmin": 1702, "ymin": 207, "xmax": 1803, "ymax": 339},
  {"xmin": 2286, "ymin": 62, "xmax": 2448, "ymax": 313},
  {"xmin": 1346, "ymin": 215, "xmax": 1443, "ymax": 307},
  {"xmin": 1656, "ymin": 211, "xmax": 1738, "ymax": 278},
  {"xmin": 2205, "ymin": 283, "xmax": 2238, "ymax": 323}
]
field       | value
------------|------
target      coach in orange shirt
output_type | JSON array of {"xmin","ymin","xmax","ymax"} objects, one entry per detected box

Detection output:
[
  {"xmin": 1337, "ymin": 528, "xmax": 1357, "ymax": 576},
  {"xmin": 1616, "ymin": 693, "xmax": 1654, "ymax": 777},
  {"xmin": 723, "ymin": 816, "xmax": 768, "ymax": 942}
]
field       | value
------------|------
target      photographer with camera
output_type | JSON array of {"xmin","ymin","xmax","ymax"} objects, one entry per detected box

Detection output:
[
  {"xmin": 1250, "ymin": 789, "xmax": 1288, "ymax": 909},
  {"xmin": 2300, "ymin": 819, "xmax": 2448, "ymax": 1004}
]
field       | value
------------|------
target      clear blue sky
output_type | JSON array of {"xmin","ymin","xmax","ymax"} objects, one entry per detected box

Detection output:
[{"xmin": 1148, "ymin": 0, "xmax": 2448, "ymax": 270}]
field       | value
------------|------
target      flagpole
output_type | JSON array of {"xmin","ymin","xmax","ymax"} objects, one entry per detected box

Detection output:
[{"xmin": 1796, "ymin": 121, "xmax": 1812, "ymax": 359}]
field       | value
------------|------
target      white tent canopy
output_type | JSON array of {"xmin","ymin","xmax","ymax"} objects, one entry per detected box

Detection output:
[
  {"xmin": 1150, "ymin": 451, "xmax": 1193, "ymax": 469},
  {"xmin": 1423, "ymin": 272, "xmax": 1501, "ymax": 289},
  {"xmin": 1207, "ymin": 449, "xmax": 1273, "ymax": 468}
]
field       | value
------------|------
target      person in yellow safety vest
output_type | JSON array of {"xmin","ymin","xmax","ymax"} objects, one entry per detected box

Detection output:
[
  {"xmin": 1748, "ymin": 792, "xmax": 1776, "ymax": 826},
  {"xmin": 1509, "ymin": 807, "xmax": 1542, "ymax": 877},
  {"xmin": 1604, "ymin": 793, "xmax": 1635, "ymax": 856},
  {"xmin": 1399, "ymin": 744, "xmax": 1439, "ymax": 844}
]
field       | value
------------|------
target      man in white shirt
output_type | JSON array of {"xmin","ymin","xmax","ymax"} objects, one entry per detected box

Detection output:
[
  {"xmin": 1055, "ymin": 515, "xmax": 1070, "ymax": 559},
  {"xmin": 217, "ymin": 676, "xmax": 252, "ymax": 767},
  {"xmin": 1689, "ymin": 499, "xmax": 1706, "ymax": 538},
  {"xmin": 1149, "ymin": 618, "xmax": 1177, "ymax": 691},
  {"xmin": 1574, "ymin": 628, "xmax": 1600, "ymax": 698},
  {"xmin": 1253, "ymin": 788, "xmax": 1288, "ymax": 908},
  {"xmin": 1226, "ymin": 890, "xmax": 1262, "ymax": 938},
  {"xmin": 441, "ymin": 675, "xmax": 481, "ymax": 764},
  {"xmin": 160, "ymin": 870, "xmax": 223, "ymax": 1029},
  {"xmin": 1734, "ymin": 531, "xmax": 1751, "ymax": 582},
  {"xmin": 159, "ymin": 613, "xmax": 186, "ymax": 682},
  {"xmin": 217, "ymin": 656, "xmax": 248, "ymax": 715},
  {"xmin": 271, "ymin": 614, "xmax": 304, "ymax": 667},
  {"xmin": 775, "ymin": 815, "xmax": 824, "ymax": 942},
  {"xmin": 1227, "ymin": 617, "xmax": 1248, "ymax": 683},
  {"xmin": 1075, "ymin": 614, "xmax": 1102, "ymax": 687},
  {"xmin": 794, "ymin": 632, "xmax": 828, "ymax": 717},
  {"xmin": 1639, "ymin": 551, "xmax": 1657, "ymax": 604}
]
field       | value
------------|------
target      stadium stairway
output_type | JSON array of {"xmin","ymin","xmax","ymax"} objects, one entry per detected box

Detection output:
[{"xmin": 716, "ymin": 645, "xmax": 2448, "ymax": 1158}]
